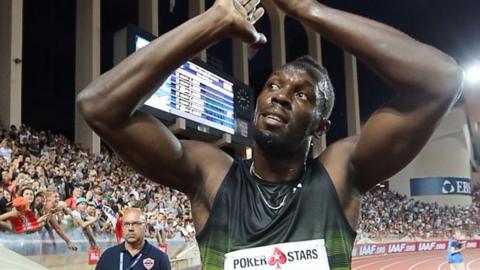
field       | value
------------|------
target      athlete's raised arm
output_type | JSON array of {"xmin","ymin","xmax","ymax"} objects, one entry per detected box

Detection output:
[
  {"xmin": 76, "ymin": 1, "xmax": 265, "ymax": 196},
  {"xmin": 273, "ymin": 0, "xmax": 463, "ymax": 192}
]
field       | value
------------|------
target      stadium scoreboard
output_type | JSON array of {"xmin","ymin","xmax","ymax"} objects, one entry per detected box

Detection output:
[
  {"xmin": 114, "ymin": 25, "xmax": 254, "ymax": 146},
  {"xmin": 137, "ymin": 34, "xmax": 235, "ymax": 134}
]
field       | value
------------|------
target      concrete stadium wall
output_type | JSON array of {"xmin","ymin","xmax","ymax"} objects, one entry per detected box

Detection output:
[
  {"xmin": 473, "ymin": 171, "xmax": 480, "ymax": 185},
  {"xmin": 389, "ymin": 107, "xmax": 473, "ymax": 206}
]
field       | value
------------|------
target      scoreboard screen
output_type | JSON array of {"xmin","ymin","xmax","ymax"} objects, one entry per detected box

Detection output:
[{"xmin": 136, "ymin": 36, "xmax": 235, "ymax": 134}]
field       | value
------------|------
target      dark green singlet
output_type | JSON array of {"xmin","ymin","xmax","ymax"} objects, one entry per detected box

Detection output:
[{"xmin": 196, "ymin": 158, "xmax": 356, "ymax": 270}]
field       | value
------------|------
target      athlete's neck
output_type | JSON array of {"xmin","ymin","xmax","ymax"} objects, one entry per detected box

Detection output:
[
  {"xmin": 252, "ymin": 146, "xmax": 308, "ymax": 183},
  {"xmin": 125, "ymin": 240, "xmax": 145, "ymax": 256}
]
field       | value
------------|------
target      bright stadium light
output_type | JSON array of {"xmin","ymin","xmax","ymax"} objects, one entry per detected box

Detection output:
[{"xmin": 465, "ymin": 64, "xmax": 480, "ymax": 84}]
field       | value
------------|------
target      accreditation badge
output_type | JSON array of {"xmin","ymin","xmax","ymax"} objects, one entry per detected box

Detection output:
[{"xmin": 224, "ymin": 239, "xmax": 330, "ymax": 270}]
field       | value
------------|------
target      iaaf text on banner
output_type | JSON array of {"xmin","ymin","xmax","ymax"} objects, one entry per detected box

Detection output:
[{"xmin": 352, "ymin": 240, "xmax": 480, "ymax": 257}]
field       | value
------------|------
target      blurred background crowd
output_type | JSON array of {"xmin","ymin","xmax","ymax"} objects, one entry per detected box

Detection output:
[
  {"xmin": 357, "ymin": 184, "xmax": 480, "ymax": 243},
  {"xmin": 0, "ymin": 123, "xmax": 479, "ymax": 247},
  {"xmin": 0, "ymin": 124, "xmax": 195, "ymax": 250}
]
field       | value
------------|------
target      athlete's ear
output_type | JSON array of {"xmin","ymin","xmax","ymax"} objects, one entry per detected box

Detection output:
[{"xmin": 313, "ymin": 118, "xmax": 331, "ymax": 139}]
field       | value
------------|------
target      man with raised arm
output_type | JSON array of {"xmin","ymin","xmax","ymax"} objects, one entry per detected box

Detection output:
[{"xmin": 77, "ymin": 0, "xmax": 463, "ymax": 269}]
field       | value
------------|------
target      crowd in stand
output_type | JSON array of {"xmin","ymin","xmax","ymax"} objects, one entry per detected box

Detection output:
[
  {"xmin": 1, "ymin": 123, "xmax": 479, "ymax": 248},
  {"xmin": 0, "ymin": 124, "xmax": 195, "ymax": 250},
  {"xmin": 357, "ymin": 184, "xmax": 480, "ymax": 242}
]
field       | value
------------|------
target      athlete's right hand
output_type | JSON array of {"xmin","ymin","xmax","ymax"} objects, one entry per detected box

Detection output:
[{"xmin": 213, "ymin": 0, "xmax": 267, "ymax": 45}]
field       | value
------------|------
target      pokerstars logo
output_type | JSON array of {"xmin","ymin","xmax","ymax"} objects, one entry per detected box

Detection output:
[
  {"xmin": 268, "ymin": 248, "xmax": 287, "ymax": 269},
  {"xmin": 232, "ymin": 247, "xmax": 319, "ymax": 269}
]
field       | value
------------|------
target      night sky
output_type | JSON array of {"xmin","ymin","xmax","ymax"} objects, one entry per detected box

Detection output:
[{"xmin": 20, "ymin": 0, "xmax": 480, "ymax": 145}]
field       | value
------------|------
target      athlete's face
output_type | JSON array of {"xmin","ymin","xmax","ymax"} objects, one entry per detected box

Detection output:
[{"xmin": 254, "ymin": 66, "xmax": 323, "ymax": 154}]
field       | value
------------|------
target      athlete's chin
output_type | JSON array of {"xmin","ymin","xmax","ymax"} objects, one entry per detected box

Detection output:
[
  {"xmin": 255, "ymin": 122, "xmax": 288, "ymax": 136},
  {"xmin": 254, "ymin": 126, "xmax": 286, "ymax": 140},
  {"xmin": 253, "ymin": 127, "xmax": 291, "ymax": 154}
]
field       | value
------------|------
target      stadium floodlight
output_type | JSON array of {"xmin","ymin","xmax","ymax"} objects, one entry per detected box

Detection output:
[{"xmin": 465, "ymin": 64, "xmax": 480, "ymax": 84}]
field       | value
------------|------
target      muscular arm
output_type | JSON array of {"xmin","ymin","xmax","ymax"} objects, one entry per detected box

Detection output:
[
  {"xmin": 278, "ymin": 0, "xmax": 463, "ymax": 192},
  {"xmin": 76, "ymin": 1, "xmax": 264, "ymax": 197}
]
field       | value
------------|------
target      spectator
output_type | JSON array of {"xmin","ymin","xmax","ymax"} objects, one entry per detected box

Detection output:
[
  {"xmin": 32, "ymin": 191, "xmax": 45, "ymax": 217},
  {"xmin": 0, "ymin": 187, "xmax": 9, "ymax": 215},
  {"xmin": 8, "ymin": 125, "xmax": 17, "ymax": 141},
  {"xmin": 19, "ymin": 187, "xmax": 35, "ymax": 208},
  {"xmin": 71, "ymin": 197, "xmax": 100, "ymax": 247},
  {"xmin": 0, "ymin": 139, "xmax": 13, "ymax": 163},
  {"xmin": 43, "ymin": 189, "xmax": 78, "ymax": 251},
  {"xmin": 18, "ymin": 125, "xmax": 31, "ymax": 146},
  {"xmin": 0, "ymin": 189, "xmax": 12, "ymax": 214},
  {"xmin": 0, "ymin": 195, "xmax": 49, "ymax": 233},
  {"xmin": 65, "ymin": 186, "xmax": 82, "ymax": 210},
  {"xmin": 146, "ymin": 215, "xmax": 166, "ymax": 247}
]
